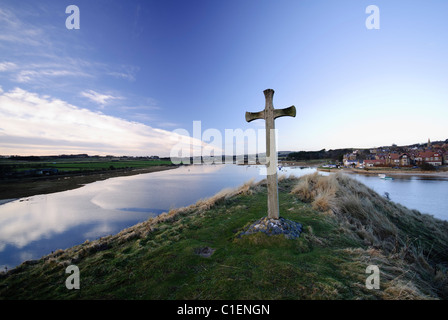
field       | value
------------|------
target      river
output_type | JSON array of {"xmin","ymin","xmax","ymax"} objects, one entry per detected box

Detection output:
[{"xmin": 0, "ymin": 164, "xmax": 446, "ymax": 269}]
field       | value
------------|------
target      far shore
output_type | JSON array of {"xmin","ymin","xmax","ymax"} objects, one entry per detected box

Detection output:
[
  {"xmin": 0, "ymin": 165, "xmax": 178, "ymax": 201},
  {"xmin": 316, "ymin": 167, "xmax": 448, "ymax": 178},
  {"xmin": 276, "ymin": 159, "xmax": 448, "ymax": 178}
]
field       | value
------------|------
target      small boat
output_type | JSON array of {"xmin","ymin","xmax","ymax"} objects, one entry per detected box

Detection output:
[{"xmin": 378, "ymin": 174, "xmax": 393, "ymax": 180}]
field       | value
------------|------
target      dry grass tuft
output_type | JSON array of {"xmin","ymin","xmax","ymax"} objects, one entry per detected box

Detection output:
[
  {"xmin": 292, "ymin": 172, "xmax": 448, "ymax": 299},
  {"xmin": 195, "ymin": 179, "xmax": 255, "ymax": 212}
]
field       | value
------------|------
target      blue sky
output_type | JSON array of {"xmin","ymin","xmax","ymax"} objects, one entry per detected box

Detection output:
[{"xmin": 1, "ymin": 0, "xmax": 448, "ymax": 156}]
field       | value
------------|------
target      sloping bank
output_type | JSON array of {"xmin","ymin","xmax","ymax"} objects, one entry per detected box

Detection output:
[{"xmin": 0, "ymin": 173, "xmax": 447, "ymax": 300}]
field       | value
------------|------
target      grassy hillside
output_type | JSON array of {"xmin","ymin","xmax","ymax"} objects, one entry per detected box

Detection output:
[{"xmin": 1, "ymin": 173, "xmax": 447, "ymax": 300}]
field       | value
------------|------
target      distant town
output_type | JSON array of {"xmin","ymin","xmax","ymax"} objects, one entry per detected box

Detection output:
[
  {"xmin": 341, "ymin": 139, "xmax": 448, "ymax": 169},
  {"xmin": 284, "ymin": 138, "xmax": 448, "ymax": 171}
]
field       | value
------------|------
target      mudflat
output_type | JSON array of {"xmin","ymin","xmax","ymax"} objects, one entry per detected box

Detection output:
[{"xmin": 0, "ymin": 166, "xmax": 178, "ymax": 201}]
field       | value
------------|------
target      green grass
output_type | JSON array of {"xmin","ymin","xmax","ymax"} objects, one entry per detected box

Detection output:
[
  {"xmin": 50, "ymin": 160, "xmax": 172, "ymax": 171},
  {"xmin": 1, "ymin": 174, "xmax": 447, "ymax": 300}
]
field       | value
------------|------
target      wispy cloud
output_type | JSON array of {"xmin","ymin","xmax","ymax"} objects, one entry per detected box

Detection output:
[
  {"xmin": 80, "ymin": 90, "xmax": 123, "ymax": 107},
  {"xmin": 120, "ymin": 104, "xmax": 161, "ymax": 112},
  {"xmin": 15, "ymin": 68, "xmax": 91, "ymax": 83},
  {"xmin": 158, "ymin": 122, "xmax": 180, "ymax": 128},
  {"xmin": 0, "ymin": 88, "xmax": 199, "ymax": 157},
  {"xmin": 2, "ymin": 58, "xmax": 134, "ymax": 89},
  {"xmin": 0, "ymin": 6, "xmax": 139, "ymax": 87},
  {"xmin": 0, "ymin": 7, "xmax": 19, "ymax": 27},
  {"xmin": 0, "ymin": 7, "xmax": 48, "ymax": 47},
  {"xmin": 108, "ymin": 72, "xmax": 136, "ymax": 82},
  {"xmin": 0, "ymin": 61, "xmax": 17, "ymax": 71},
  {"xmin": 108, "ymin": 64, "xmax": 140, "ymax": 82}
]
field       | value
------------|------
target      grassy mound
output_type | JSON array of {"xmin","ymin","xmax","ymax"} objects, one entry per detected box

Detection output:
[
  {"xmin": 291, "ymin": 172, "xmax": 448, "ymax": 299},
  {"xmin": 1, "ymin": 173, "xmax": 447, "ymax": 300}
]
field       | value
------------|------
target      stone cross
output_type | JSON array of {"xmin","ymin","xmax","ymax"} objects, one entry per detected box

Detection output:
[{"xmin": 245, "ymin": 89, "xmax": 296, "ymax": 220}]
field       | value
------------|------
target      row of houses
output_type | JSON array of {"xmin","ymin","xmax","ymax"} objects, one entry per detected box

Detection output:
[{"xmin": 343, "ymin": 150, "xmax": 447, "ymax": 168}]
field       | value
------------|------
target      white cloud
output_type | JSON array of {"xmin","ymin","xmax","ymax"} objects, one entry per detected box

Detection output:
[
  {"xmin": 0, "ymin": 61, "xmax": 17, "ymax": 71},
  {"xmin": 80, "ymin": 90, "xmax": 123, "ymax": 107},
  {"xmin": 0, "ymin": 88, "xmax": 204, "ymax": 157},
  {"xmin": 14, "ymin": 70, "xmax": 36, "ymax": 83}
]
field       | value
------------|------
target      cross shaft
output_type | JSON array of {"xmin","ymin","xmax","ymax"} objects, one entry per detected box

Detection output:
[{"xmin": 245, "ymin": 89, "xmax": 296, "ymax": 219}]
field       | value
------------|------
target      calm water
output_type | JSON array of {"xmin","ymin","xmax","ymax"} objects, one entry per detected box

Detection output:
[
  {"xmin": 348, "ymin": 173, "xmax": 448, "ymax": 219},
  {"xmin": 0, "ymin": 165, "xmax": 446, "ymax": 269}
]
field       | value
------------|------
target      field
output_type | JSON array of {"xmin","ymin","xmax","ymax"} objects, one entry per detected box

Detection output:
[{"xmin": 0, "ymin": 158, "xmax": 172, "ymax": 173}]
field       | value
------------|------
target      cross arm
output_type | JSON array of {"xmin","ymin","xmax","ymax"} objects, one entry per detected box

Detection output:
[
  {"xmin": 245, "ymin": 110, "xmax": 265, "ymax": 123},
  {"xmin": 274, "ymin": 105, "xmax": 296, "ymax": 119}
]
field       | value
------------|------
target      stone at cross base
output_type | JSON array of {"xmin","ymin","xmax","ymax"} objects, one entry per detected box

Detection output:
[{"xmin": 245, "ymin": 89, "xmax": 296, "ymax": 220}]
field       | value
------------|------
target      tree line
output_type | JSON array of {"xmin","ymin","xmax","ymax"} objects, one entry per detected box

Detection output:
[{"xmin": 286, "ymin": 149, "xmax": 354, "ymax": 162}]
